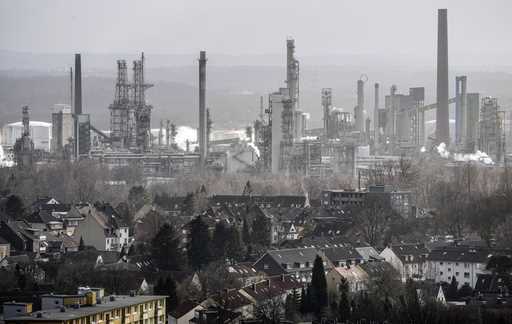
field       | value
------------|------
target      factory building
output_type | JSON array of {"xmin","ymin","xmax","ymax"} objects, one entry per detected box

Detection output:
[
  {"xmin": 51, "ymin": 104, "xmax": 74, "ymax": 154},
  {"xmin": 13, "ymin": 106, "xmax": 35, "ymax": 168},
  {"xmin": 479, "ymin": 97, "xmax": 504, "ymax": 163},
  {"xmin": 270, "ymin": 87, "xmax": 293, "ymax": 173},
  {"xmin": 455, "ymin": 76, "xmax": 467, "ymax": 147},
  {"xmin": 380, "ymin": 86, "xmax": 425, "ymax": 151},
  {"xmin": 108, "ymin": 53, "xmax": 153, "ymax": 152},
  {"xmin": 465, "ymin": 93, "xmax": 480, "ymax": 152}
]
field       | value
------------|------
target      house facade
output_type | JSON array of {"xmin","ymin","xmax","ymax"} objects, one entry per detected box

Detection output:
[
  {"xmin": 253, "ymin": 247, "xmax": 332, "ymax": 283},
  {"xmin": 74, "ymin": 203, "xmax": 131, "ymax": 252},
  {"xmin": 426, "ymin": 246, "xmax": 501, "ymax": 288},
  {"xmin": 380, "ymin": 243, "xmax": 428, "ymax": 282}
]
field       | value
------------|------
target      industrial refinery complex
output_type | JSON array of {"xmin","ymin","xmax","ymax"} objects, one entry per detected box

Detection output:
[{"xmin": 0, "ymin": 9, "xmax": 509, "ymax": 179}]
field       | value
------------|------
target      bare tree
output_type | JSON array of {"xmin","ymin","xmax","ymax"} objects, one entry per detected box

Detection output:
[{"xmin": 353, "ymin": 194, "xmax": 396, "ymax": 246}]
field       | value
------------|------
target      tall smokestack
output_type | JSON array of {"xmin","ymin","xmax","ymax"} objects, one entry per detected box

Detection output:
[
  {"xmin": 198, "ymin": 51, "xmax": 207, "ymax": 169},
  {"xmin": 374, "ymin": 83, "xmax": 379, "ymax": 132},
  {"xmin": 74, "ymin": 54, "xmax": 82, "ymax": 115},
  {"xmin": 355, "ymin": 79, "xmax": 365, "ymax": 132},
  {"xmin": 436, "ymin": 9, "xmax": 449, "ymax": 144},
  {"xmin": 70, "ymin": 67, "xmax": 73, "ymax": 110}
]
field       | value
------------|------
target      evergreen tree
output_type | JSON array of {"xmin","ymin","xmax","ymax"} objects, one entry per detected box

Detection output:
[
  {"xmin": 458, "ymin": 283, "xmax": 474, "ymax": 298},
  {"xmin": 242, "ymin": 216, "xmax": 251, "ymax": 245},
  {"xmin": 154, "ymin": 276, "xmax": 178, "ymax": 313},
  {"xmin": 119, "ymin": 244, "xmax": 127, "ymax": 258},
  {"xmin": 5, "ymin": 194, "xmax": 23, "ymax": 218},
  {"xmin": 251, "ymin": 212, "xmax": 270, "ymax": 246},
  {"xmin": 212, "ymin": 222, "xmax": 228, "ymax": 258},
  {"xmin": 127, "ymin": 243, "xmax": 136, "ymax": 256},
  {"xmin": 404, "ymin": 279, "xmax": 421, "ymax": 323},
  {"xmin": 285, "ymin": 291, "xmax": 299, "ymax": 322},
  {"xmin": 447, "ymin": 276, "xmax": 459, "ymax": 300},
  {"xmin": 151, "ymin": 223, "xmax": 182, "ymax": 271},
  {"xmin": 182, "ymin": 192, "xmax": 195, "ymax": 215},
  {"xmin": 187, "ymin": 216, "xmax": 211, "ymax": 269},
  {"xmin": 338, "ymin": 277, "xmax": 351, "ymax": 322},
  {"xmin": 310, "ymin": 255, "xmax": 328, "ymax": 317},
  {"xmin": 300, "ymin": 286, "xmax": 308, "ymax": 314},
  {"xmin": 79, "ymin": 236, "xmax": 85, "ymax": 251},
  {"xmin": 225, "ymin": 226, "xmax": 244, "ymax": 261},
  {"xmin": 128, "ymin": 186, "xmax": 147, "ymax": 211}
]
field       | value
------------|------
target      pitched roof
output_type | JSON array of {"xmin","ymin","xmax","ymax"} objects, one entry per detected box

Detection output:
[
  {"xmin": 427, "ymin": 246, "xmax": 511, "ymax": 263},
  {"xmin": 0, "ymin": 235, "xmax": 10, "ymax": 245},
  {"xmin": 80, "ymin": 203, "xmax": 127, "ymax": 230},
  {"xmin": 359, "ymin": 261, "xmax": 399, "ymax": 280},
  {"xmin": 324, "ymin": 246, "xmax": 363, "ymax": 263},
  {"xmin": 170, "ymin": 301, "xmax": 201, "ymax": 318},
  {"xmin": 267, "ymin": 247, "xmax": 323, "ymax": 265},
  {"xmin": 475, "ymin": 273, "xmax": 512, "ymax": 293},
  {"xmin": 25, "ymin": 209, "xmax": 61, "ymax": 224},
  {"xmin": 280, "ymin": 236, "xmax": 351, "ymax": 249},
  {"xmin": 332, "ymin": 265, "xmax": 368, "ymax": 282},
  {"xmin": 212, "ymin": 289, "xmax": 253, "ymax": 309},
  {"xmin": 211, "ymin": 195, "xmax": 306, "ymax": 208},
  {"xmin": 355, "ymin": 246, "xmax": 383, "ymax": 261},
  {"xmin": 227, "ymin": 262, "xmax": 264, "ymax": 278},
  {"xmin": 389, "ymin": 243, "xmax": 428, "ymax": 263},
  {"xmin": 241, "ymin": 276, "xmax": 302, "ymax": 302}
]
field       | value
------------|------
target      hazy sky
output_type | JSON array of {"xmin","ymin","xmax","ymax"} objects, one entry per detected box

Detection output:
[{"xmin": 1, "ymin": 0, "xmax": 511, "ymax": 67}]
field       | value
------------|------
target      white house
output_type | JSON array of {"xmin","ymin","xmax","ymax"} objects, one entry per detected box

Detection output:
[
  {"xmin": 426, "ymin": 246, "xmax": 498, "ymax": 288},
  {"xmin": 74, "ymin": 203, "xmax": 131, "ymax": 252},
  {"xmin": 380, "ymin": 243, "xmax": 428, "ymax": 282}
]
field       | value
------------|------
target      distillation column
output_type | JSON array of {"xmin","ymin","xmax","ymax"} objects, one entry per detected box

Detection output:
[
  {"xmin": 455, "ymin": 76, "xmax": 467, "ymax": 147},
  {"xmin": 322, "ymin": 88, "xmax": 332, "ymax": 138}
]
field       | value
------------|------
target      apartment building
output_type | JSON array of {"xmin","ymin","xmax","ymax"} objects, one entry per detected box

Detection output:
[{"xmin": 5, "ymin": 294, "xmax": 166, "ymax": 324}]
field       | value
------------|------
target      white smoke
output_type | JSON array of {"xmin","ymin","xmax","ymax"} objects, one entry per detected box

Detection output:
[
  {"xmin": 453, "ymin": 151, "xmax": 494, "ymax": 165},
  {"xmin": 175, "ymin": 126, "xmax": 198, "ymax": 152},
  {"xmin": 435, "ymin": 142, "xmax": 494, "ymax": 165},
  {"xmin": 436, "ymin": 142, "xmax": 450, "ymax": 158}
]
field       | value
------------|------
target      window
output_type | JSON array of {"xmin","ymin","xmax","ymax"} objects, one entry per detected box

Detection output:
[
  {"xmin": 464, "ymin": 272, "xmax": 470, "ymax": 278},
  {"xmin": 448, "ymin": 268, "xmax": 451, "ymax": 272},
  {"xmin": 456, "ymin": 272, "xmax": 459, "ymax": 276},
  {"xmin": 440, "ymin": 271, "xmax": 443, "ymax": 275},
  {"xmin": 263, "ymin": 264, "xmax": 269, "ymax": 270},
  {"xmin": 455, "ymin": 263, "xmax": 459, "ymax": 266},
  {"xmin": 440, "ymin": 262, "xmax": 443, "ymax": 265}
]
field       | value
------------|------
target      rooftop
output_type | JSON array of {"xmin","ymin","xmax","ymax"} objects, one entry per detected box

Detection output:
[{"xmin": 5, "ymin": 295, "xmax": 166, "ymax": 321}]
